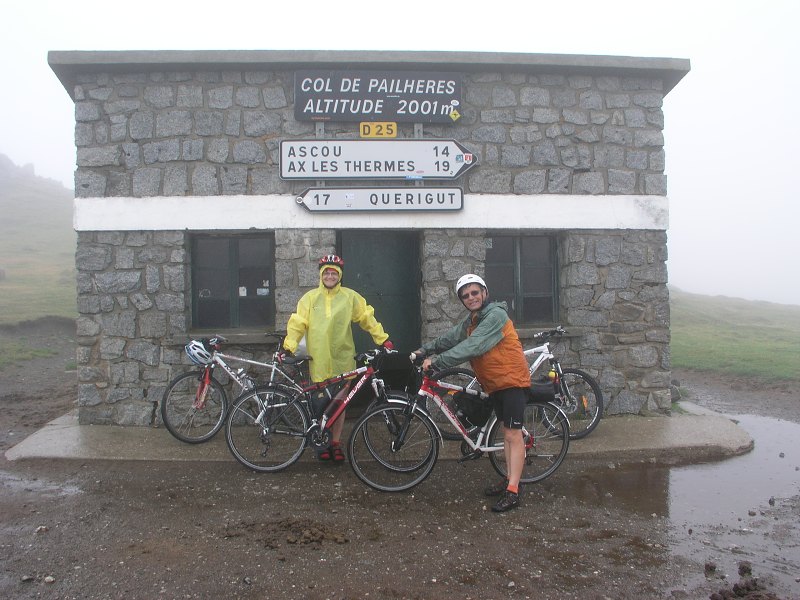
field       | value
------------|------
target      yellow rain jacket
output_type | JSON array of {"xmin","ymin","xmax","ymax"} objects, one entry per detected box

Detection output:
[{"xmin": 283, "ymin": 266, "xmax": 389, "ymax": 382}]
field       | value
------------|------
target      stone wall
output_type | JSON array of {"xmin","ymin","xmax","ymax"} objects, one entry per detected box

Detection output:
[
  {"xmin": 417, "ymin": 228, "xmax": 671, "ymax": 415},
  {"xmin": 75, "ymin": 230, "xmax": 188, "ymax": 424},
  {"xmin": 69, "ymin": 62, "xmax": 673, "ymax": 424},
  {"xmin": 560, "ymin": 230, "xmax": 671, "ymax": 413},
  {"xmin": 72, "ymin": 70, "xmax": 666, "ymax": 199}
]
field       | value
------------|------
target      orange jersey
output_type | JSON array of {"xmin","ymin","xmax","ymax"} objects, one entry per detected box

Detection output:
[{"xmin": 468, "ymin": 316, "xmax": 531, "ymax": 393}]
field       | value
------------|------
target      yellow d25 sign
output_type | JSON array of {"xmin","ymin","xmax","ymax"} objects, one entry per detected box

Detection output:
[{"xmin": 359, "ymin": 122, "xmax": 397, "ymax": 138}]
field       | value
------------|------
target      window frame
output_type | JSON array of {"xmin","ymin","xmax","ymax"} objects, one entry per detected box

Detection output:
[
  {"xmin": 190, "ymin": 233, "xmax": 275, "ymax": 331},
  {"xmin": 484, "ymin": 233, "xmax": 558, "ymax": 326}
]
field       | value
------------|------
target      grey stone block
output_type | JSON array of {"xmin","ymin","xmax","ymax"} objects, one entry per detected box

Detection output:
[
  {"xmin": 155, "ymin": 110, "xmax": 192, "ymax": 136},
  {"xmin": 132, "ymin": 168, "xmax": 161, "ymax": 197}
]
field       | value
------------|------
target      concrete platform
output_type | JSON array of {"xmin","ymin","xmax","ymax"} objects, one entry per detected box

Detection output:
[{"xmin": 5, "ymin": 401, "xmax": 753, "ymax": 465}]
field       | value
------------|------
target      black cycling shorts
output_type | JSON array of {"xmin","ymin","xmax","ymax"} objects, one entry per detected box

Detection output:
[{"xmin": 490, "ymin": 387, "xmax": 527, "ymax": 429}]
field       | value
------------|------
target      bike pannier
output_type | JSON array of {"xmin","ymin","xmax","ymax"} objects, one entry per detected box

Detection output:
[
  {"xmin": 454, "ymin": 392, "xmax": 492, "ymax": 428},
  {"xmin": 528, "ymin": 382, "xmax": 556, "ymax": 403}
]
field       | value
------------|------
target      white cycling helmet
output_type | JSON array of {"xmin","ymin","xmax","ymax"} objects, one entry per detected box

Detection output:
[
  {"xmin": 185, "ymin": 340, "xmax": 213, "ymax": 365},
  {"xmin": 455, "ymin": 273, "xmax": 487, "ymax": 295}
]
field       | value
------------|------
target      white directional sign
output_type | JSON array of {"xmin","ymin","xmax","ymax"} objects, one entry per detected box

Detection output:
[
  {"xmin": 280, "ymin": 139, "xmax": 477, "ymax": 180},
  {"xmin": 296, "ymin": 187, "xmax": 463, "ymax": 212}
]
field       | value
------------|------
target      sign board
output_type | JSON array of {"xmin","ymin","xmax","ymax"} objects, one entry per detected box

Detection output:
[
  {"xmin": 280, "ymin": 140, "xmax": 477, "ymax": 180},
  {"xmin": 296, "ymin": 187, "xmax": 463, "ymax": 212},
  {"xmin": 359, "ymin": 122, "xmax": 397, "ymax": 138},
  {"xmin": 294, "ymin": 70, "xmax": 462, "ymax": 123}
]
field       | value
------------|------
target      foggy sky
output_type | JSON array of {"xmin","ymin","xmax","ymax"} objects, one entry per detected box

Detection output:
[{"xmin": 2, "ymin": 0, "xmax": 797, "ymax": 305}]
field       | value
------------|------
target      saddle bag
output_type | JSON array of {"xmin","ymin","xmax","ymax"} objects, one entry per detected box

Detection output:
[
  {"xmin": 453, "ymin": 391, "xmax": 493, "ymax": 428},
  {"xmin": 528, "ymin": 381, "xmax": 556, "ymax": 403}
]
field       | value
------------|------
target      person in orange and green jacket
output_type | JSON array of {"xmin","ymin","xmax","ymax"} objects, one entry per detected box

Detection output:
[
  {"xmin": 282, "ymin": 254, "xmax": 393, "ymax": 462},
  {"xmin": 413, "ymin": 274, "xmax": 530, "ymax": 513}
]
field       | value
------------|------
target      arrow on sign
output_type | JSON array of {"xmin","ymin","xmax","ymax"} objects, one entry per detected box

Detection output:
[
  {"xmin": 280, "ymin": 139, "xmax": 478, "ymax": 180},
  {"xmin": 296, "ymin": 187, "xmax": 463, "ymax": 212}
]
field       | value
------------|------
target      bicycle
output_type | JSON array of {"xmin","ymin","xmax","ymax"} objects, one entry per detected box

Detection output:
[
  {"xmin": 432, "ymin": 326, "xmax": 603, "ymax": 440},
  {"xmin": 224, "ymin": 347, "xmax": 408, "ymax": 473},
  {"xmin": 160, "ymin": 333, "xmax": 310, "ymax": 444},
  {"xmin": 347, "ymin": 358, "xmax": 570, "ymax": 492}
]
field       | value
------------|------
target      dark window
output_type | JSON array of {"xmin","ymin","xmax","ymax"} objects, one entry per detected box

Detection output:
[
  {"xmin": 484, "ymin": 234, "xmax": 557, "ymax": 324},
  {"xmin": 191, "ymin": 235, "xmax": 275, "ymax": 329}
]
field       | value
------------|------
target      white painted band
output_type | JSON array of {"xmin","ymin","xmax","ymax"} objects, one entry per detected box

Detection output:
[{"xmin": 73, "ymin": 194, "xmax": 668, "ymax": 231}]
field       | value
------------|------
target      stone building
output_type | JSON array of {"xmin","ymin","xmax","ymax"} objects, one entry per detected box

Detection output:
[{"xmin": 49, "ymin": 50, "xmax": 689, "ymax": 425}]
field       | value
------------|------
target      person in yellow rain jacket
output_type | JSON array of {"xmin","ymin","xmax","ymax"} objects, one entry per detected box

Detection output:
[{"xmin": 282, "ymin": 254, "xmax": 393, "ymax": 462}]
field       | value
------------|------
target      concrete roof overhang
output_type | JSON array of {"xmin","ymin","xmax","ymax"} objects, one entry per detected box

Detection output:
[{"xmin": 48, "ymin": 49, "xmax": 690, "ymax": 100}]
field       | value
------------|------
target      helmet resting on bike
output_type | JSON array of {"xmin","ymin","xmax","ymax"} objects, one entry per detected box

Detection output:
[
  {"xmin": 455, "ymin": 273, "xmax": 487, "ymax": 295},
  {"xmin": 185, "ymin": 339, "xmax": 213, "ymax": 365}
]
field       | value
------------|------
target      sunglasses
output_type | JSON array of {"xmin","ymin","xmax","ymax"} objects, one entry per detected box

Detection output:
[{"xmin": 459, "ymin": 289, "xmax": 483, "ymax": 300}]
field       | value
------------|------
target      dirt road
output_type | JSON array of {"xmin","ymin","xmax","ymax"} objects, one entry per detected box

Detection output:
[{"xmin": 0, "ymin": 318, "xmax": 797, "ymax": 599}]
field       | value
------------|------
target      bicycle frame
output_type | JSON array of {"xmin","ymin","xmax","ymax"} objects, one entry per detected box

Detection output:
[
  {"xmin": 415, "ymin": 375, "xmax": 515, "ymax": 455},
  {"xmin": 523, "ymin": 342, "xmax": 553, "ymax": 374},
  {"xmin": 347, "ymin": 359, "xmax": 571, "ymax": 492},
  {"xmin": 212, "ymin": 350, "xmax": 305, "ymax": 393},
  {"xmin": 308, "ymin": 363, "xmax": 380, "ymax": 435},
  {"xmin": 250, "ymin": 354, "xmax": 389, "ymax": 444}
]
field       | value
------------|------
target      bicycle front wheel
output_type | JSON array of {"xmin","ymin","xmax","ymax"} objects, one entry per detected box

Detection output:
[
  {"xmin": 487, "ymin": 401, "xmax": 569, "ymax": 484},
  {"xmin": 557, "ymin": 368, "xmax": 603, "ymax": 439},
  {"xmin": 348, "ymin": 404, "xmax": 439, "ymax": 492},
  {"xmin": 225, "ymin": 386, "xmax": 308, "ymax": 472},
  {"xmin": 161, "ymin": 370, "xmax": 228, "ymax": 443}
]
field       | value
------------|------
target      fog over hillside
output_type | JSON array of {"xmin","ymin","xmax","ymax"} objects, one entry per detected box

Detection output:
[
  {"xmin": 0, "ymin": 153, "xmax": 73, "ymax": 230},
  {"xmin": 0, "ymin": 153, "xmax": 70, "ymax": 190}
]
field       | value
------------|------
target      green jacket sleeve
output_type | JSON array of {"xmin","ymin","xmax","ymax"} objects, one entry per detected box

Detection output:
[
  {"xmin": 421, "ymin": 318, "xmax": 468, "ymax": 355},
  {"xmin": 425, "ymin": 305, "xmax": 507, "ymax": 370}
]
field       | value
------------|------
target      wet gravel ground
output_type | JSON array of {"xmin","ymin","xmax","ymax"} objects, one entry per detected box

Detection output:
[{"xmin": 0, "ymin": 320, "xmax": 798, "ymax": 599}]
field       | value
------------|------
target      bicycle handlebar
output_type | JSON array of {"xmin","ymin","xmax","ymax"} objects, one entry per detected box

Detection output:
[
  {"xmin": 355, "ymin": 346, "xmax": 396, "ymax": 363},
  {"xmin": 532, "ymin": 325, "xmax": 567, "ymax": 340},
  {"xmin": 279, "ymin": 352, "xmax": 311, "ymax": 366}
]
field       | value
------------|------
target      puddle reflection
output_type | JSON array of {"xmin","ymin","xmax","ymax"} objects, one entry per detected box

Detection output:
[
  {"xmin": 560, "ymin": 415, "xmax": 800, "ymax": 596},
  {"xmin": 668, "ymin": 414, "xmax": 800, "ymax": 595},
  {"xmin": 669, "ymin": 414, "xmax": 800, "ymax": 527}
]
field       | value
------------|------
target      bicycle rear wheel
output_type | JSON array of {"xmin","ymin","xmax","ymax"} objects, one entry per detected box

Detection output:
[
  {"xmin": 429, "ymin": 367, "xmax": 484, "ymax": 441},
  {"xmin": 348, "ymin": 404, "xmax": 439, "ymax": 492},
  {"xmin": 487, "ymin": 401, "xmax": 569, "ymax": 484},
  {"xmin": 161, "ymin": 370, "xmax": 228, "ymax": 443},
  {"xmin": 225, "ymin": 386, "xmax": 308, "ymax": 472},
  {"xmin": 557, "ymin": 368, "xmax": 603, "ymax": 439}
]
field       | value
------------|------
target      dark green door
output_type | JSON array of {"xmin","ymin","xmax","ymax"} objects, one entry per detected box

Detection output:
[{"xmin": 340, "ymin": 231, "xmax": 420, "ymax": 354}]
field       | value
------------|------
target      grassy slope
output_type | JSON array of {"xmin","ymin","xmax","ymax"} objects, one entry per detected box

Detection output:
[
  {"xmin": 0, "ymin": 172, "xmax": 76, "ymax": 324},
  {"xmin": 669, "ymin": 288, "xmax": 800, "ymax": 381}
]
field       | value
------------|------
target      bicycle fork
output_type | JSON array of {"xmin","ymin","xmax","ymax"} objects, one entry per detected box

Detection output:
[
  {"xmin": 386, "ymin": 399, "xmax": 421, "ymax": 452},
  {"xmin": 192, "ymin": 367, "xmax": 213, "ymax": 410}
]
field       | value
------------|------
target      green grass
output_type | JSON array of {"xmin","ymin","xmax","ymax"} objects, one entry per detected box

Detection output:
[
  {"xmin": 0, "ymin": 174, "xmax": 77, "ymax": 324},
  {"xmin": 670, "ymin": 288, "xmax": 800, "ymax": 382},
  {"xmin": 0, "ymin": 339, "xmax": 58, "ymax": 370}
]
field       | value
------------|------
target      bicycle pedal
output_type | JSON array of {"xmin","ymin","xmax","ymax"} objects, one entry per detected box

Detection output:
[{"xmin": 457, "ymin": 450, "xmax": 482, "ymax": 463}]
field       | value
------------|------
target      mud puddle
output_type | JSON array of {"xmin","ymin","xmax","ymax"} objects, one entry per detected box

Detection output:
[
  {"xmin": 0, "ymin": 469, "xmax": 83, "ymax": 497},
  {"xmin": 669, "ymin": 414, "xmax": 800, "ymax": 596},
  {"xmin": 558, "ymin": 415, "xmax": 800, "ymax": 597}
]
